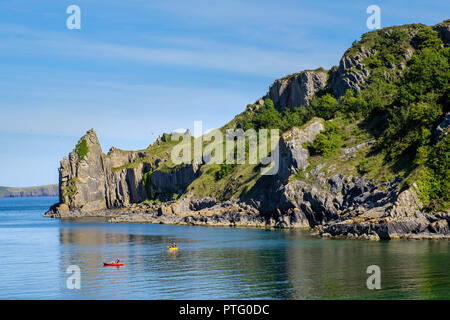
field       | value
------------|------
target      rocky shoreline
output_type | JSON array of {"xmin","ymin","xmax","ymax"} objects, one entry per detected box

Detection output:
[{"xmin": 44, "ymin": 193, "xmax": 450, "ymax": 241}]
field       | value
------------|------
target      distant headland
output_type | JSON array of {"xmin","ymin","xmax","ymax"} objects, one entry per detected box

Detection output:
[{"xmin": 0, "ymin": 185, "xmax": 58, "ymax": 198}]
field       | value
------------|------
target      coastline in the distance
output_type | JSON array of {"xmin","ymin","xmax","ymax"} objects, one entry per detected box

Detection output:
[{"xmin": 0, "ymin": 185, "xmax": 58, "ymax": 198}]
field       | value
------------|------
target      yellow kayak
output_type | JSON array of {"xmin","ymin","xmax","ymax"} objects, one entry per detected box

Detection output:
[{"xmin": 167, "ymin": 246, "xmax": 179, "ymax": 251}]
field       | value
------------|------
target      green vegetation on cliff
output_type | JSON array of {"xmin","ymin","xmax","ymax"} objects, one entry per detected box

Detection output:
[
  {"xmin": 215, "ymin": 164, "xmax": 235, "ymax": 181},
  {"xmin": 416, "ymin": 136, "xmax": 450, "ymax": 210},
  {"xmin": 230, "ymin": 22, "xmax": 449, "ymax": 211},
  {"xmin": 341, "ymin": 25, "xmax": 449, "ymax": 210},
  {"xmin": 58, "ymin": 20, "xmax": 450, "ymax": 214},
  {"xmin": 235, "ymin": 99, "xmax": 313, "ymax": 132},
  {"xmin": 62, "ymin": 178, "xmax": 78, "ymax": 199},
  {"xmin": 307, "ymin": 120, "xmax": 344, "ymax": 157},
  {"xmin": 76, "ymin": 139, "xmax": 89, "ymax": 161},
  {"xmin": 142, "ymin": 170, "xmax": 156, "ymax": 200}
]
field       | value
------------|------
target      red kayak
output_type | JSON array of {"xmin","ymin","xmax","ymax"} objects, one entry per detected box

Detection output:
[{"xmin": 103, "ymin": 262, "xmax": 125, "ymax": 267}]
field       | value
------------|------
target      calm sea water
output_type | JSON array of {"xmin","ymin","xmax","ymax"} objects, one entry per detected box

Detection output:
[{"xmin": 0, "ymin": 197, "xmax": 448, "ymax": 299}]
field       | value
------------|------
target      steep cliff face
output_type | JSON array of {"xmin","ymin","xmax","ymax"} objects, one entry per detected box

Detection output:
[
  {"xmin": 105, "ymin": 163, "xmax": 146, "ymax": 208},
  {"xmin": 59, "ymin": 129, "xmax": 108, "ymax": 212},
  {"xmin": 327, "ymin": 47, "xmax": 374, "ymax": 97},
  {"xmin": 102, "ymin": 148, "xmax": 147, "ymax": 207},
  {"xmin": 261, "ymin": 70, "xmax": 328, "ymax": 111},
  {"xmin": 151, "ymin": 164, "xmax": 201, "ymax": 194},
  {"xmin": 434, "ymin": 20, "xmax": 450, "ymax": 46},
  {"xmin": 260, "ymin": 49, "xmax": 374, "ymax": 109}
]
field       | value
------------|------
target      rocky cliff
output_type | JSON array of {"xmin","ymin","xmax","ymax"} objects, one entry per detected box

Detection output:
[
  {"xmin": 46, "ymin": 20, "xmax": 450, "ymax": 240},
  {"xmin": 260, "ymin": 70, "xmax": 328, "ymax": 111},
  {"xmin": 50, "ymin": 129, "xmax": 200, "ymax": 214}
]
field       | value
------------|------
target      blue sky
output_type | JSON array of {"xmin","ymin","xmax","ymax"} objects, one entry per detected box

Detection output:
[{"xmin": 0, "ymin": 0, "xmax": 448, "ymax": 187}]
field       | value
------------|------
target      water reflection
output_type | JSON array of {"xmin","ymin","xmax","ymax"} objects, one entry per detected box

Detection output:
[
  {"xmin": 283, "ymin": 231, "xmax": 450, "ymax": 299},
  {"xmin": 56, "ymin": 223, "xmax": 450, "ymax": 299},
  {"xmin": 2, "ymin": 197, "xmax": 448, "ymax": 299}
]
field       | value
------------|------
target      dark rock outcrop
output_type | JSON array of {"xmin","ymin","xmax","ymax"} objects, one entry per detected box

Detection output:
[
  {"xmin": 434, "ymin": 21, "xmax": 450, "ymax": 46},
  {"xmin": 58, "ymin": 129, "xmax": 109, "ymax": 212},
  {"xmin": 151, "ymin": 164, "xmax": 201, "ymax": 194},
  {"xmin": 278, "ymin": 119, "xmax": 325, "ymax": 179},
  {"xmin": 261, "ymin": 70, "xmax": 328, "ymax": 111},
  {"xmin": 327, "ymin": 47, "xmax": 374, "ymax": 97}
]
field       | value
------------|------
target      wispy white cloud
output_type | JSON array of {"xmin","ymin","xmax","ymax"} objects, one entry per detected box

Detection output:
[
  {"xmin": 0, "ymin": 24, "xmax": 335, "ymax": 78},
  {"xmin": 0, "ymin": 74, "xmax": 252, "ymax": 146}
]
